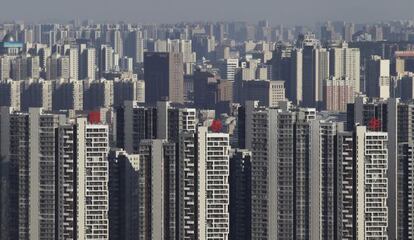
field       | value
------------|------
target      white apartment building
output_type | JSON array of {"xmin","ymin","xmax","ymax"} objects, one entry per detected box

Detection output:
[
  {"xmin": 197, "ymin": 127, "xmax": 230, "ymax": 240},
  {"xmin": 57, "ymin": 118, "xmax": 109, "ymax": 240},
  {"xmin": 355, "ymin": 126, "xmax": 388, "ymax": 239}
]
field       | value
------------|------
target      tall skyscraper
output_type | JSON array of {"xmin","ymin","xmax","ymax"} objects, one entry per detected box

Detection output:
[
  {"xmin": 68, "ymin": 47, "xmax": 79, "ymax": 80},
  {"xmin": 193, "ymin": 70, "xmax": 219, "ymax": 109},
  {"xmin": 197, "ymin": 126, "xmax": 230, "ymax": 240},
  {"xmin": 111, "ymin": 29, "xmax": 123, "ymax": 57},
  {"xmin": 179, "ymin": 39, "xmax": 194, "ymax": 63},
  {"xmin": 79, "ymin": 47, "xmax": 96, "ymax": 80},
  {"xmin": 113, "ymin": 79, "xmax": 145, "ymax": 107},
  {"xmin": 116, "ymin": 100, "xmax": 196, "ymax": 153},
  {"xmin": 83, "ymin": 79, "xmax": 114, "ymax": 110},
  {"xmin": 138, "ymin": 139, "xmax": 177, "ymax": 239},
  {"xmin": 192, "ymin": 34, "xmax": 215, "ymax": 60},
  {"xmin": 10, "ymin": 55, "xmax": 28, "ymax": 80},
  {"xmin": 0, "ymin": 107, "xmax": 29, "ymax": 240},
  {"xmin": 322, "ymin": 76, "xmax": 354, "ymax": 112},
  {"xmin": 144, "ymin": 52, "xmax": 184, "ymax": 104},
  {"xmin": 0, "ymin": 55, "xmax": 10, "ymax": 80},
  {"xmin": 239, "ymin": 80, "xmax": 286, "ymax": 107},
  {"xmin": 0, "ymin": 79, "xmax": 22, "ymax": 111},
  {"xmin": 99, "ymin": 45, "xmax": 114, "ymax": 77},
  {"xmin": 290, "ymin": 48, "xmax": 303, "ymax": 105},
  {"xmin": 21, "ymin": 79, "xmax": 53, "ymax": 111},
  {"xmin": 354, "ymin": 126, "xmax": 388, "ymax": 239},
  {"xmin": 128, "ymin": 30, "xmax": 145, "ymax": 64},
  {"xmin": 220, "ymin": 58, "xmax": 239, "ymax": 80},
  {"xmin": 396, "ymin": 143, "xmax": 414, "ymax": 239},
  {"xmin": 366, "ymin": 55, "xmax": 390, "ymax": 99},
  {"xmin": 229, "ymin": 149, "xmax": 252, "ymax": 240},
  {"xmin": 301, "ymin": 45, "xmax": 329, "ymax": 108},
  {"xmin": 329, "ymin": 42, "xmax": 360, "ymax": 93},
  {"xmin": 56, "ymin": 117, "xmax": 110, "ymax": 240},
  {"xmin": 244, "ymin": 101, "xmax": 318, "ymax": 239},
  {"xmin": 336, "ymin": 131, "xmax": 355, "ymax": 239},
  {"xmin": 399, "ymin": 73, "xmax": 414, "ymax": 100},
  {"xmin": 27, "ymin": 55, "xmax": 40, "ymax": 79},
  {"xmin": 115, "ymin": 101, "xmax": 157, "ymax": 153},
  {"xmin": 46, "ymin": 54, "xmax": 59, "ymax": 80},
  {"xmin": 275, "ymin": 107, "xmax": 315, "ymax": 239},
  {"xmin": 57, "ymin": 56, "xmax": 70, "ymax": 79},
  {"xmin": 178, "ymin": 131, "xmax": 197, "ymax": 239},
  {"xmin": 0, "ymin": 108, "xmax": 64, "ymax": 240},
  {"xmin": 244, "ymin": 101, "xmax": 278, "ymax": 239},
  {"xmin": 108, "ymin": 149, "xmax": 141, "ymax": 240},
  {"xmin": 343, "ymin": 23, "xmax": 355, "ymax": 42},
  {"xmin": 347, "ymin": 97, "xmax": 408, "ymax": 240},
  {"xmin": 290, "ymin": 37, "xmax": 329, "ymax": 108},
  {"xmin": 52, "ymin": 79, "xmax": 83, "ymax": 111},
  {"xmin": 167, "ymin": 106, "xmax": 197, "ymax": 142},
  {"xmin": 309, "ymin": 120, "xmax": 341, "ymax": 239}
]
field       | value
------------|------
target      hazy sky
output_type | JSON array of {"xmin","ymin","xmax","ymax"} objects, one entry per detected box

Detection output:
[{"xmin": 2, "ymin": 0, "xmax": 414, "ymax": 25}]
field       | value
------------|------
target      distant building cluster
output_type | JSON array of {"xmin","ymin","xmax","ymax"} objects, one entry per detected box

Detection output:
[{"xmin": 1, "ymin": 19, "xmax": 414, "ymax": 240}]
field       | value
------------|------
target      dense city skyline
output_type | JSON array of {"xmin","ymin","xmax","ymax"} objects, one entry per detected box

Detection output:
[{"xmin": 2, "ymin": 14, "xmax": 414, "ymax": 240}]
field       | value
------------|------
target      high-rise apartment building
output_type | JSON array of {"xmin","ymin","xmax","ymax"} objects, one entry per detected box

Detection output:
[
  {"xmin": 322, "ymin": 76, "xmax": 354, "ymax": 112},
  {"xmin": 126, "ymin": 30, "xmax": 144, "ymax": 64},
  {"xmin": 346, "ymin": 97, "xmax": 413, "ymax": 239},
  {"xmin": 290, "ymin": 48, "xmax": 303, "ymax": 105},
  {"xmin": 27, "ymin": 55, "xmax": 40, "ymax": 79},
  {"xmin": 10, "ymin": 55, "xmax": 28, "ymax": 80},
  {"xmin": 309, "ymin": 120, "xmax": 341, "ymax": 239},
  {"xmin": 178, "ymin": 131, "xmax": 198, "ymax": 239},
  {"xmin": 329, "ymin": 42, "xmax": 360, "ymax": 93},
  {"xmin": 197, "ymin": 127, "xmax": 230, "ymax": 240},
  {"xmin": 115, "ymin": 101, "xmax": 157, "ymax": 153},
  {"xmin": 68, "ymin": 47, "xmax": 79, "ymax": 80},
  {"xmin": 167, "ymin": 106, "xmax": 197, "ymax": 141},
  {"xmin": 56, "ymin": 117, "xmax": 109, "ymax": 240},
  {"xmin": 0, "ymin": 55, "xmax": 10, "ymax": 80},
  {"xmin": 302, "ymin": 46, "xmax": 329, "ymax": 108},
  {"xmin": 276, "ymin": 107, "xmax": 315, "ymax": 240},
  {"xmin": 83, "ymin": 79, "xmax": 114, "ymax": 110},
  {"xmin": 144, "ymin": 52, "xmax": 184, "ymax": 104},
  {"xmin": 111, "ymin": 29, "xmax": 123, "ymax": 57},
  {"xmin": 397, "ymin": 143, "xmax": 414, "ymax": 239},
  {"xmin": 0, "ymin": 79, "xmax": 22, "ymax": 111},
  {"xmin": 239, "ymin": 80, "xmax": 286, "ymax": 107},
  {"xmin": 229, "ymin": 149, "xmax": 252, "ymax": 240},
  {"xmin": 99, "ymin": 45, "xmax": 114, "ymax": 77},
  {"xmin": 21, "ymin": 79, "xmax": 53, "ymax": 111},
  {"xmin": 116, "ymin": 100, "xmax": 196, "ymax": 153},
  {"xmin": 79, "ymin": 47, "xmax": 96, "ymax": 80},
  {"xmin": 0, "ymin": 108, "xmax": 29, "ymax": 240},
  {"xmin": 290, "ymin": 42, "xmax": 329, "ymax": 108},
  {"xmin": 399, "ymin": 73, "xmax": 414, "ymax": 100},
  {"xmin": 108, "ymin": 149, "xmax": 141, "ymax": 240},
  {"xmin": 244, "ymin": 101, "xmax": 317, "ymax": 239},
  {"xmin": 193, "ymin": 70, "xmax": 220, "ymax": 109},
  {"xmin": 138, "ymin": 139, "xmax": 177, "ymax": 239},
  {"xmin": 46, "ymin": 54, "xmax": 70, "ymax": 80},
  {"xmin": 113, "ymin": 79, "xmax": 145, "ymax": 106},
  {"xmin": 220, "ymin": 58, "xmax": 239, "ymax": 80},
  {"xmin": 354, "ymin": 126, "xmax": 388, "ymax": 239},
  {"xmin": 52, "ymin": 79, "xmax": 83, "ymax": 111},
  {"xmin": 0, "ymin": 108, "xmax": 64, "ymax": 240},
  {"xmin": 343, "ymin": 23, "xmax": 355, "ymax": 42},
  {"xmin": 366, "ymin": 55, "xmax": 390, "ymax": 99},
  {"xmin": 336, "ymin": 131, "xmax": 355, "ymax": 239},
  {"xmin": 244, "ymin": 101, "xmax": 278, "ymax": 239}
]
